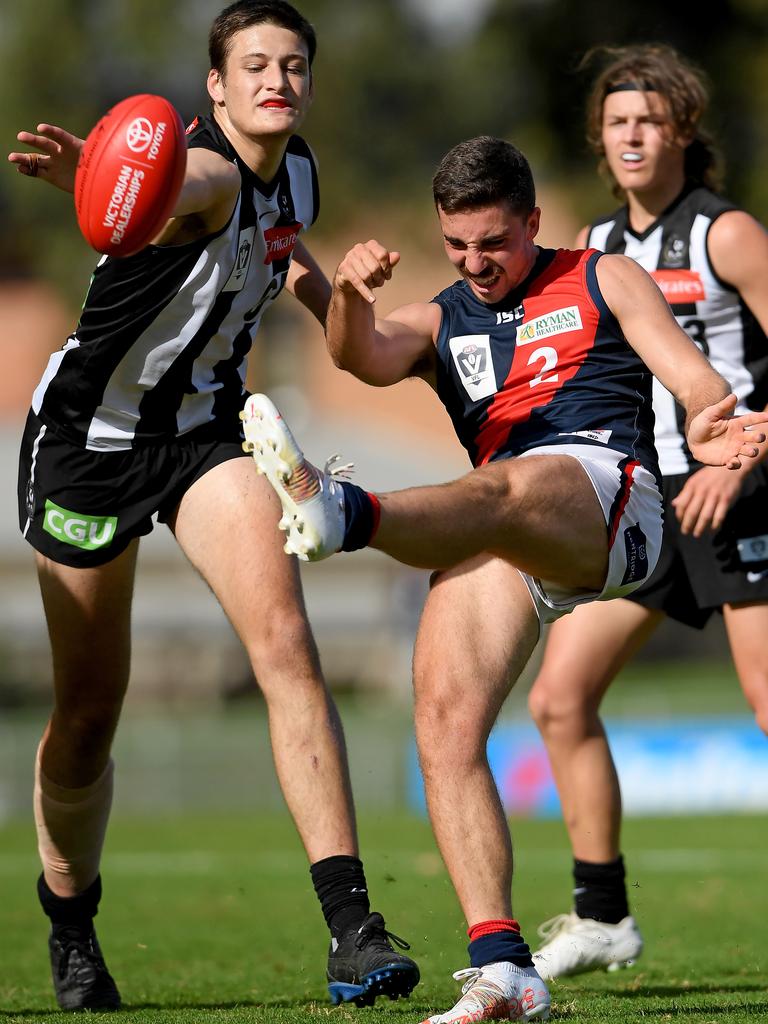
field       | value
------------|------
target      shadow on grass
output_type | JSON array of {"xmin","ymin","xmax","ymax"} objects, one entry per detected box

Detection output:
[{"xmin": 0, "ymin": 997, "xmax": 436, "ymax": 1017}]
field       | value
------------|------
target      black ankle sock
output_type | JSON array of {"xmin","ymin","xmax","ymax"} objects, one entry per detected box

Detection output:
[
  {"xmin": 38, "ymin": 873, "xmax": 101, "ymax": 928},
  {"xmin": 468, "ymin": 930, "xmax": 533, "ymax": 970},
  {"xmin": 573, "ymin": 855, "xmax": 629, "ymax": 924},
  {"xmin": 310, "ymin": 855, "xmax": 371, "ymax": 937},
  {"xmin": 338, "ymin": 481, "xmax": 376, "ymax": 552}
]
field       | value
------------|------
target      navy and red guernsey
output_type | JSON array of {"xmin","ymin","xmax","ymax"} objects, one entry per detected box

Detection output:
[{"xmin": 432, "ymin": 247, "xmax": 660, "ymax": 479}]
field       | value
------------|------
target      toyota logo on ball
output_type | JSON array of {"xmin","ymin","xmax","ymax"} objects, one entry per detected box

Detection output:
[{"xmin": 126, "ymin": 117, "xmax": 154, "ymax": 153}]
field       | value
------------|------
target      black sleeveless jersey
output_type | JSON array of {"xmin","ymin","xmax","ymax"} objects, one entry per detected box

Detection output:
[
  {"xmin": 587, "ymin": 186, "xmax": 768, "ymax": 474},
  {"xmin": 31, "ymin": 113, "xmax": 319, "ymax": 451},
  {"xmin": 432, "ymin": 247, "xmax": 658, "ymax": 477}
]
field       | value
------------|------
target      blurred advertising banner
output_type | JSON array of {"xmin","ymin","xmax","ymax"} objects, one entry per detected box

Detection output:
[{"xmin": 408, "ymin": 718, "xmax": 768, "ymax": 816}]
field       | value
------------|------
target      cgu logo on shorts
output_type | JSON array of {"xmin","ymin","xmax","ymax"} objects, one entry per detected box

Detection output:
[{"xmin": 43, "ymin": 500, "xmax": 118, "ymax": 551}]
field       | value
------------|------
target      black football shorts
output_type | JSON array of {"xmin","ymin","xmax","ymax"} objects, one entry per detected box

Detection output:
[
  {"xmin": 628, "ymin": 466, "xmax": 768, "ymax": 628},
  {"xmin": 18, "ymin": 409, "xmax": 250, "ymax": 568}
]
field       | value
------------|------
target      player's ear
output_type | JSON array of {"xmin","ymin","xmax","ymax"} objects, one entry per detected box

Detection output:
[
  {"xmin": 527, "ymin": 207, "xmax": 541, "ymax": 241},
  {"xmin": 207, "ymin": 68, "xmax": 225, "ymax": 106}
]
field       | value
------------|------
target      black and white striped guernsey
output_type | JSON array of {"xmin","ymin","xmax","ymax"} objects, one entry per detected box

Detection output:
[
  {"xmin": 32, "ymin": 113, "xmax": 319, "ymax": 451},
  {"xmin": 587, "ymin": 186, "xmax": 768, "ymax": 474}
]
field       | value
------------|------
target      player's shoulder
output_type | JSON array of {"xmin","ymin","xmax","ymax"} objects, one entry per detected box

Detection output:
[
  {"xmin": 678, "ymin": 184, "xmax": 738, "ymax": 220},
  {"xmin": 285, "ymin": 134, "xmax": 314, "ymax": 160},
  {"xmin": 184, "ymin": 113, "xmax": 236, "ymax": 163}
]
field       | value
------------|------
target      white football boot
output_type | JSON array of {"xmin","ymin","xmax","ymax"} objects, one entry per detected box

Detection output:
[
  {"xmin": 240, "ymin": 393, "xmax": 348, "ymax": 560},
  {"xmin": 532, "ymin": 913, "xmax": 643, "ymax": 981},
  {"xmin": 422, "ymin": 962, "xmax": 550, "ymax": 1024}
]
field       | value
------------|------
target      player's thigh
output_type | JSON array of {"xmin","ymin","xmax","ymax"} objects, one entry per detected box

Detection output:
[
  {"xmin": 531, "ymin": 598, "xmax": 662, "ymax": 714},
  {"xmin": 413, "ymin": 554, "xmax": 540, "ymax": 741},
  {"xmin": 170, "ymin": 456, "xmax": 311, "ymax": 650},
  {"xmin": 490, "ymin": 453, "xmax": 609, "ymax": 587},
  {"xmin": 36, "ymin": 540, "xmax": 138, "ymax": 705}
]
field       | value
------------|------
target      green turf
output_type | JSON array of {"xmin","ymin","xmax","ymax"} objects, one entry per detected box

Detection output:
[{"xmin": 0, "ymin": 812, "xmax": 764, "ymax": 1022}]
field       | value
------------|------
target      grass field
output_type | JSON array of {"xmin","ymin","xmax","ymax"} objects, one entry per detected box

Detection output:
[{"xmin": 1, "ymin": 811, "xmax": 764, "ymax": 1023}]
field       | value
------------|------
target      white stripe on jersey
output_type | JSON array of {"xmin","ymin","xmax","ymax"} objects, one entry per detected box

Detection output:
[{"xmin": 32, "ymin": 337, "xmax": 81, "ymax": 417}]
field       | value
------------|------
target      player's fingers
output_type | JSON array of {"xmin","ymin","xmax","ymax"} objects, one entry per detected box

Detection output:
[
  {"xmin": 340, "ymin": 266, "xmax": 376, "ymax": 303},
  {"xmin": 709, "ymin": 495, "xmax": 731, "ymax": 534},
  {"xmin": 8, "ymin": 151, "xmax": 42, "ymax": 177},
  {"xmin": 678, "ymin": 493, "xmax": 705, "ymax": 534},
  {"xmin": 691, "ymin": 496, "xmax": 719, "ymax": 538}
]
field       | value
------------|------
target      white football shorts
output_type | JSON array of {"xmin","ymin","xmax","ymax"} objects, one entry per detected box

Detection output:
[{"xmin": 518, "ymin": 443, "xmax": 663, "ymax": 624}]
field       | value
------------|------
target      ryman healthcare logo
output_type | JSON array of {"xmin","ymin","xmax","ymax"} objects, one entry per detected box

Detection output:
[{"xmin": 516, "ymin": 305, "xmax": 582, "ymax": 344}]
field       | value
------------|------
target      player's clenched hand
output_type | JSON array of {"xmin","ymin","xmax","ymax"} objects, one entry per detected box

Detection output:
[
  {"xmin": 334, "ymin": 241, "xmax": 401, "ymax": 303},
  {"xmin": 8, "ymin": 124, "xmax": 83, "ymax": 194},
  {"xmin": 687, "ymin": 394, "xmax": 768, "ymax": 470},
  {"xmin": 671, "ymin": 465, "xmax": 745, "ymax": 537}
]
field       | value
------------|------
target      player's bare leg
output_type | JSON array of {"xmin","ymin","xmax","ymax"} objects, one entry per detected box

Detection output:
[
  {"xmin": 170, "ymin": 457, "xmax": 419, "ymax": 1005},
  {"xmin": 413, "ymin": 555, "xmax": 550, "ymax": 1022},
  {"xmin": 529, "ymin": 599, "xmax": 661, "ymax": 862},
  {"xmin": 527, "ymin": 599, "xmax": 659, "ymax": 980},
  {"xmin": 724, "ymin": 601, "xmax": 768, "ymax": 735},
  {"xmin": 372, "ymin": 456, "xmax": 607, "ymax": 584},
  {"xmin": 34, "ymin": 543, "xmax": 137, "ymax": 1010},
  {"xmin": 170, "ymin": 458, "xmax": 357, "ymax": 861},
  {"xmin": 243, "ymin": 393, "xmax": 606, "ymax": 586}
]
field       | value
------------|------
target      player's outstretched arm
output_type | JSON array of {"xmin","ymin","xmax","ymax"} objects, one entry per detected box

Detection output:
[
  {"xmin": 8, "ymin": 124, "xmax": 83, "ymax": 193},
  {"xmin": 597, "ymin": 253, "xmax": 768, "ymax": 466},
  {"xmin": 326, "ymin": 239, "xmax": 438, "ymax": 387}
]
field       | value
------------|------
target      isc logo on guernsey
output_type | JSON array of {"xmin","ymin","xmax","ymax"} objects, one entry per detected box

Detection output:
[{"xmin": 43, "ymin": 499, "xmax": 118, "ymax": 551}]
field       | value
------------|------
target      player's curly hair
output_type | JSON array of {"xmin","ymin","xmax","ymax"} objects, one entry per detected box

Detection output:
[
  {"xmin": 209, "ymin": 0, "xmax": 317, "ymax": 76},
  {"xmin": 432, "ymin": 136, "xmax": 536, "ymax": 216},
  {"xmin": 583, "ymin": 43, "xmax": 722, "ymax": 197}
]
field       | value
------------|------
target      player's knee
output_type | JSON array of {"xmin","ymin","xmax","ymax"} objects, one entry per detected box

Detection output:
[
  {"xmin": 414, "ymin": 689, "xmax": 488, "ymax": 769},
  {"xmin": 50, "ymin": 703, "xmax": 122, "ymax": 755},
  {"xmin": 528, "ymin": 677, "xmax": 595, "ymax": 740}
]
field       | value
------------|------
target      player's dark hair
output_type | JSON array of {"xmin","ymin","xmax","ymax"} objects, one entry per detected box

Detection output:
[
  {"xmin": 432, "ymin": 136, "xmax": 536, "ymax": 216},
  {"xmin": 583, "ymin": 43, "xmax": 721, "ymax": 196},
  {"xmin": 209, "ymin": 0, "xmax": 317, "ymax": 75}
]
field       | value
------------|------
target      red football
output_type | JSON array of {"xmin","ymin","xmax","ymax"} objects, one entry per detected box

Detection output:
[{"xmin": 74, "ymin": 94, "xmax": 187, "ymax": 258}]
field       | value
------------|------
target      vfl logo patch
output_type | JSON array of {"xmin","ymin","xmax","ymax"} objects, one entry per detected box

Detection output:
[
  {"xmin": 621, "ymin": 523, "xmax": 648, "ymax": 586},
  {"xmin": 43, "ymin": 500, "xmax": 118, "ymax": 551},
  {"xmin": 517, "ymin": 305, "xmax": 582, "ymax": 344},
  {"xmin": 737, "ymin": 534, "xmax": 768, "ymax": 564},
  {"xmin": 449, "ymin": 334, "xmax": 498, "ymax": 401},
  {"xmin": 223, "ymin": 227, "xmax": 256, "ymax": 292}
]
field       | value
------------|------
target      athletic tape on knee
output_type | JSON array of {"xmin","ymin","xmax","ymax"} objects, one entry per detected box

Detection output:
[{"xmin": 34, "ymin": 746, "xmax": 114, "ymax": 896}]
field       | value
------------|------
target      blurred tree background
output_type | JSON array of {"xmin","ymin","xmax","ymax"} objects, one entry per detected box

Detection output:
[{"xmin": 1, "ymin": 0, "xmax": 767, "ymax": 301}]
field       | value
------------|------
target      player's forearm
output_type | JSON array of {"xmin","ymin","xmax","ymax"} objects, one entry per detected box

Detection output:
[{"xmin": 325, "ymin": 278, "xmax": 378, "ymax": 377}]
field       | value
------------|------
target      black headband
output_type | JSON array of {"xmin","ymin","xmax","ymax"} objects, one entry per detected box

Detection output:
[{"xmin": 605, "ymin": 81, "xmax": 654, "ymax": 94}]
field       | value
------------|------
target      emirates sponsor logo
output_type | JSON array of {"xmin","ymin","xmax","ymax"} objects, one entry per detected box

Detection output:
[
  {"xmin": 651, "ymin": 269, "xmax": 706, "ymax": 303},
  {"xmin": 264, "ymin": 223, "xmax": 302, "ymax": 264}
]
